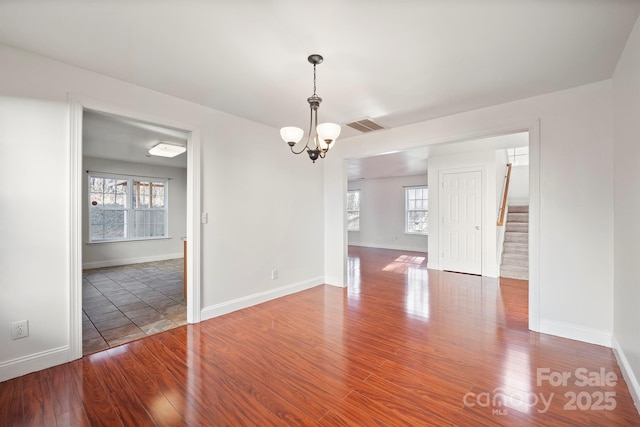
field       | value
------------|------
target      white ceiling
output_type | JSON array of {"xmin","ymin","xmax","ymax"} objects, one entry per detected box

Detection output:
[
  {"xmin": 83, "ymin": 110, "xmax": 188, "ymax": 168},
  {"xmin": 1, "ymin": 1, "xmax": 638, "ymax": 167},
  {"xmin": 347, "ymin": 132, "xmax": 529, "ymax": 181}
]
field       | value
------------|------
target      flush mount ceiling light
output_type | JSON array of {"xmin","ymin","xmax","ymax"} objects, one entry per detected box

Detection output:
[
  {"xmin": 148, "ymin": 142, "xmax": 186, "ymax": 158},
  {"xmin": 280, "ymin": 54, "xmax": 341, "ymax": 163}
]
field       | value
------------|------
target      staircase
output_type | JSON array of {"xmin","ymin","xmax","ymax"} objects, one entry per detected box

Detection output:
[{"xmin": 500, "ymin": 205, "xmax": 529, "ymax": 280}]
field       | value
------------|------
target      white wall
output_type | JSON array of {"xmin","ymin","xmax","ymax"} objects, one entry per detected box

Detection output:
[
  {"xmin": 0, "ymin": 44, "xmax": 325, "ymax": 381},
  {"xmin": 325, "ymin": 79, "xmax": 614, "ymax": 347},
  {"xmin": 427, "ymin": 149, "xmax": 500, "ymax": 277},
  {"xmin": 613, "ymin": 15, "xmax": 640, "ymax": 409},
  {"xmin": 348, "ymin": 175, "xmax": 428, "ymax": 252},
  {"xmin": 82, "ymin": 156, "xmax": 187, "ymax": 269},
  {"xmin": 0, "ymin": 97, "xmax": 71, "ymax": 372},
  {"xmin": 508, "ymin": 165, "xmax": 530, "ymax": 206}
]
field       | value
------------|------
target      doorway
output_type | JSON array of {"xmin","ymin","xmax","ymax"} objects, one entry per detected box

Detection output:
[
  {"xmin": 339, "ymin": 124, "xmax": 540, "ymax": 331},
  {"xmin": 81, "ymin": 109, "xmax": 189, "ymax": 354},
  {"xmin": 69, "ymin": 99, "xmax": 202, "ymax": 360}
]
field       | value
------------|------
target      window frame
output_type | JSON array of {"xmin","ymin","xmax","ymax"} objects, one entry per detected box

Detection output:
[
  {"xmin": 507, "ymin": 146, "xmax": 529, "ymax": 166},
  {"xmin": 88, "ymin": 173, "xmax": 169, "ymax": 243},
  {"xmin": 347, "ymin": 189, "xmax": 361, "ymax": 232},
  {"xmin": 405, "ymin": 185, "xmax": 428, "ymax": 235}
]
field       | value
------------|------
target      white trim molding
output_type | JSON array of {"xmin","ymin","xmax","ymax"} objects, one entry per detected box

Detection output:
[
  {"xmin": 348, "ymin": 242, "xmax": 428, "ymax": 253},
  {"xmin": 82, "ymin": 253, "xmax": 184, "ymax": 270},
  {"xmin": 68, "ymin": 94, "xmax": 203, "ymax": 363},
  {"xmin": 612, "ymin": 337, "xmax": 640, "ymax": 415},
  {"xmin": 0, "ymin": 346, "xmax": 69, "ymax": 383},
  {"xmin": 186, "ymin": 127, "xmax": 202, "ymax": 324},
  {"xmin": 539, "ymin": 319, "xmax": 612, "ymax": 347},
  {"xmin": 528, "ymin": 119, "xmax": 541, "ymax": 333},
  {"xmin": 68, "ymin": 97, "xmax": 83, "ymax": 361},
  {"xmin": 201, "ymin": 277, "xmax": 324, "ymax": 320}
]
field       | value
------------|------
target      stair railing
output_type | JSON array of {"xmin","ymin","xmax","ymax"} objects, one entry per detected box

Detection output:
[
  {"xmin": 497, "ymin": 163, "xmax": 512, "ymax": 272},
  {"xmin": 497, "ymin": 163, "xmax": 513, "ymax": 226}
]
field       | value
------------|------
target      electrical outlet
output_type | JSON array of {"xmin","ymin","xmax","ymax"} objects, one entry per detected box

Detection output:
[
  {"xmin": 271, "ymin": 269, "xmax": 278, "ymax": 280},
  {"xmin": 11, "ymin": 320, "xmax": 29, "ymax": 339}
]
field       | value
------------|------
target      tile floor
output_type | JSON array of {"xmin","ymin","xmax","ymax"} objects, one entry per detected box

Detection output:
[{"xmin": 82, "ymin": 258, "xmax": 187, "ymax": 355}]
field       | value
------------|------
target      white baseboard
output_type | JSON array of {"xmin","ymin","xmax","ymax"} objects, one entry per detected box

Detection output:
[
  {"xmin": 348, "ymin": 242, "xmax": 427, "ymax": 253},
  {"xmin": 539, "ymin": 319, "xmax": 612, "ymax": 347},
  {"xmin": 612, "ymin": 337, "xmax": 640, "ymax": 415},
  {"xmin": 82, "ymin": 253, "xmax": 183, "ymax": 269},
  {"xmin": 200, "ymin": 276, "xmax": 324, "ymax": 321},
  {"xmin": 324, "ymin": 276, "xmax": 344, "ymax": 287},
  {"xmin": 0, "ymin": 346, "xmax": 69, "ymax": 383},
  {"xmin": 427, "ymin": 262, "xmax": 439, "ymax": 270}
]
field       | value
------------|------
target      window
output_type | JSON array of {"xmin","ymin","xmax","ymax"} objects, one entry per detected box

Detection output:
[
  {"xmin": 507, "ymin": 146, "xmax": 529, "ymax": 166},
  {"xmin": 406, "ymin": 186, "xmax": 428, "ymax": 234},
  {"xmin": 89, "ymin": 174, "xmax": 168, "ymax": 242},
  {"xmin": 347, "ymin": 190, "xmax": 360, "ymax": 231}
]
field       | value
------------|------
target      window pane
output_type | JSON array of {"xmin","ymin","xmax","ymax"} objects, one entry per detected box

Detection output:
[
  {"xmin": 154, "ymin": 210, "xmax": 165, "ymax": 226},
  {"xmin": 347, "ymin": 216, "xmax": 359, "ymax": 231},
  {"xmin": 347, "ymin": 190, "xmax": 360, "ymax": 231},
  {"xmin": 90, "ymin": 224, "xmax": 104, "ymax": 240},
  {"xmin": 152, "ymin": 184, "xmax": 165, "ymax": 208},
  {"xmin": 406, "ymin": 186, "xmax": 428, "ymax": 234},
  {"xmin": 104, "ymin": 219, "xmax": 125, "ymax": 239},
  {"xmin": 90, "ymin": 175, "xmax": 168, "ymax": 242},
  {"xmin": 407, "ymin": 211, "xmax": 428, "ymax": 233},
  {"xmin": 89, "ymin": 209, "xmax": 104, "ymax": 225},
  {"xmin": 154, "ymin": 224, "xmax": 165, "ymax": 236}
]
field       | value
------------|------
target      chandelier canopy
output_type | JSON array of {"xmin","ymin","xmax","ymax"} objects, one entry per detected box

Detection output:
[{"xmin": 280, "ymin": 54, "xmax": 341, "ymax": 163}]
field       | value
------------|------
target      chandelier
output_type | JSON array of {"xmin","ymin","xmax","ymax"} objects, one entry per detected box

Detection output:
[{"xmin": 280, "ymin": 54, "xmax": 341, "ymax": 163}]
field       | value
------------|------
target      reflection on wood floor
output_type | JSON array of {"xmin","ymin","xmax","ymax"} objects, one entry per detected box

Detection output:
[{"xmin": 1, "ymin": 246, "xmax": 638, "ymax": 426}]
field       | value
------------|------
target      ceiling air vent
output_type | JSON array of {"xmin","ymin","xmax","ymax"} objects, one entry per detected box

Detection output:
[{"xmin": 345, "ymin": 118, "xmax": 385, "ymax": 133}]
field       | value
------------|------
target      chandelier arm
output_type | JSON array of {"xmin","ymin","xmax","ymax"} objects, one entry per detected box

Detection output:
[
  {"xmin": 288, "ymin": 106, "xmax": 314, "ymax": 155},
  {"xmin": 289, "ymin": 137, "xmax": 310, "ymax": 155}
]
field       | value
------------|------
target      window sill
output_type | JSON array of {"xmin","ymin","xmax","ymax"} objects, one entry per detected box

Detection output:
[{"xmin": 405, "ymin": 232, "xmax": 428, "ymax": 236}]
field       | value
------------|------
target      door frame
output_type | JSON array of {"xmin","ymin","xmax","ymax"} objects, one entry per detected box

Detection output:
[
  {"xmin": 68, "ymin": 96, "xmax": 202, "ymax": 360},
  {"xmin": 439, "ymin": 167, "xmax": 484, "ymax": 275}
]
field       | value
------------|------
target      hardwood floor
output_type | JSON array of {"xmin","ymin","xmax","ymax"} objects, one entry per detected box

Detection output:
[{"xmin": 1, "ymin": 246, "xmax": 638, "ymax": 426}]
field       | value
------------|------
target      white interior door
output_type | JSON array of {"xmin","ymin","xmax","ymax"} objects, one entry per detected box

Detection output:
[{"xmin": 441, "ymin": 170, "xmax": 482, "ymax": 274}]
